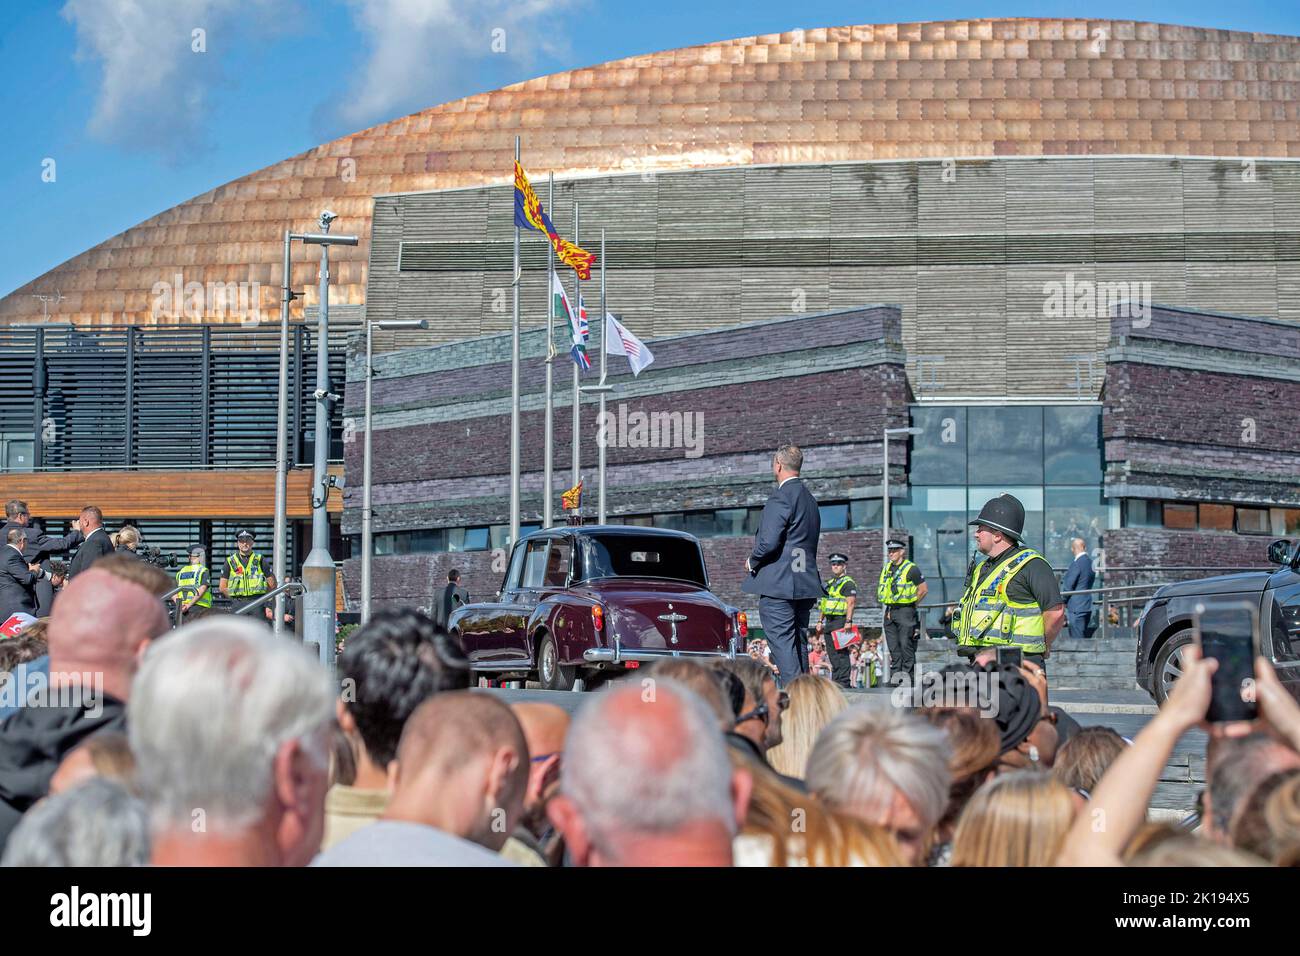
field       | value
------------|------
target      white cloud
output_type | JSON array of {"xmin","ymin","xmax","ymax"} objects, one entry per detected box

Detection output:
[
  {"xmin": 61, "ymin": 0, "xmax": 281, "ymax": 157},
  {"xmin": 336, "ymin": 0, "xmax": 579, "ymax": 131}
]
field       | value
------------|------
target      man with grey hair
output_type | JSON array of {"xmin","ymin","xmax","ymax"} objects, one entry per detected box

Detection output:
[
  {"xmin": 1204, "ymin": 732, "xmax": 1300, "ymax": 845},
  {"xmin": 1060, "ymin": 536, "xmax": 1095, "ymax": 641},
  {"xmin": 742, "ymin": 443, "xmax": 822, "ymax": 686},
  {"xmin": 0, "ymin": 499, "xmax": 81, "ymax": 615},
  {"xmin": 0, "ymin": 527, "xmax": 58, "ymax": 620},
  {"xmin": 547, "ymin": 679, "xmax": 753, "ymax": 866},
  {"xmin": 806, "ymin": 705, "xmax": 951, "ymax": 865},
  {"xmin": 2, "ymin": 778, "xmax": 149, "ymax": 867},
  {"xmin": 129, "ymin": 617, "xmax": 335, "ymax": 866}
]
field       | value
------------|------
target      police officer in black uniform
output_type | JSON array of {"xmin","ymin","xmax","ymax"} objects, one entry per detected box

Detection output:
[
  {"xmin": 878, "ymin": 537, "xmax": 928, "ymax": 683},
  {"xmin": 814, "ymin": 552, "xmax": 858, "ymax": 688}
]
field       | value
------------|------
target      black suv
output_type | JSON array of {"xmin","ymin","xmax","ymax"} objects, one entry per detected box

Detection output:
[{"xmin": 1137, "ymin": 539, "xmax": 1300, "ymax": 704}]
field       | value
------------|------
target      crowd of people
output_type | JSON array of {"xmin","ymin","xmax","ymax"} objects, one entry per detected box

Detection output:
[{"xmin": 1, "ymin": 570, "xmax": 1298, "ymax": 867}]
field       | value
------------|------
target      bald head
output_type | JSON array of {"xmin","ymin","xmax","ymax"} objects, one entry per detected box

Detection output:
[
  {"xmin": 551, "ymin": 680, "xmax": 741, "ymax": 865},
  {"xmin": 1070, "ymin": 537, "xmax": 1087, "ymax": 556},
  {"xmin": 49, "ymin": 568, "xmax": 169, "ymax": 699},
  {"xmin": 386, "ymin": 691, "xmax": 529, "ymax": 851},
  {"xmin": 511, "ymin": 702, "xmax": 569, "ymax": 761}
]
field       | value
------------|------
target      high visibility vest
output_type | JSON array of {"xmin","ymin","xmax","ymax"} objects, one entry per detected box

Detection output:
[
  {"xmin": 175, "ymin": 564, "xmax": 213, "ymax": 607},
  {"xmin": 877, "ymin": 559, "xmax": 921, "ymax": 605},
  {"xmin": 954, "ymin": 547, "xmax": 1048, "ymax": 654},
  {"xmin": 818, "ymin": 575, "xmax": 856, "ymax": 617},
  {"xmin": 225, "ymin": 552, "xmax": 268, "ymax": 597}
]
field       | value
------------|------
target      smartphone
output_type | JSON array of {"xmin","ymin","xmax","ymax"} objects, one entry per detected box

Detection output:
[
  {"xmin": 1191, "ymin": 601, "xmax": 1260, "ymax": 724},
  {"xmin": 996, "ymin": 646, "xmax": 1023, "ymax": 668}
]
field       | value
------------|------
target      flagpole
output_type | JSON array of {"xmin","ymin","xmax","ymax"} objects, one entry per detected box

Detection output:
[
  {"xmin": 509, "ymin": 136, "xmax": 521, "ymax": 546},
  {"xmin": 543, "ymin": 172, "xmax": 554, "ymax": 529},
  {"xmin": 598, "ymin": 228, "xmax": 607, "ymax": 524},
  {"xmin": 571, "ymin": 196, "xmax": 581, "ymax": 506}
]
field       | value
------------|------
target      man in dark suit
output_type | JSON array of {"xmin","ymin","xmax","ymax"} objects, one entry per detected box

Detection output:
[
  {"xmin": 742, "ymin": 445, "xmax": 822, "ymax": 687},
  {"xmin": 1060, "ymin": 536, "xmax": 1096, "ymax": 640},
  {"xmin": 1, "ymin": 500, "xmax": 81, "ymax": 616},
  {"xmin": 434, "ymin": 569, "xmax": 469, "ymax": 630},
  {"xmin": 67, "ymin": 506, "xmax": 114, "ymax": 580},
  {"xmin": 0, "ymin": 529, "xmax": 63, "ymax": 621}
]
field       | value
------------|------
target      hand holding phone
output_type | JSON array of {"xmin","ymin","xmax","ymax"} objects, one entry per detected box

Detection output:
[
  {"xmin": 1192, "ymin": 601, "xmax": 1260, "ymax": 726},
  {"xmin": 996, "ymin": 646, "xmax": 1023, "ymax": 668}
]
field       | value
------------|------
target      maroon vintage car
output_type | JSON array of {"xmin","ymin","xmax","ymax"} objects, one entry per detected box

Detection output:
[{"xmin": 449, "ymin": 525, "xmax": 746, "ymax": 690}]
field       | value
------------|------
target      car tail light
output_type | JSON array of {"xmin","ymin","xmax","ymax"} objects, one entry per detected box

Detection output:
[
  {"xmin": 626, "ymin": 661, "xmax": 640, "ymax": 669},
  {"xmin": 591, "ymin": 605, "xmax": 604, "ymax": 632},
  {"xmin": 737, "ymin": 611, "xmax": 748, "ymax": 638}
]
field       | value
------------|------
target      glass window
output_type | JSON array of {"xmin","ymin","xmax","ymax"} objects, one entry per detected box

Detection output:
[
  {"xmin": 1125, "ymin": 500, "xmax": 1163, "ymax": 528},
  {"xmin": 1044, "ymin": 406, "xmax": 1102, "ymax": 484},
  {"xmin": 624, "ymin": 515, "xmax": 654, "ymax": 527},
  {"xmin": 1271, "ymin": 585, "xmax": 1300, "ymax": 662},
  {"xmin": 521, "ymin": 539, "xmax": 551, "ymax": 588},
  {"xmin": 850, "ymin": 498, "xmax": 883, "ymax": 530},
  {"xmin": 374, "ymin": 533, "xmax": 397, "ymax": 556},
  {"xmin": 892, "ymin": 486, "xmax": 975, "ymax": 577},
  {"xmin": 503, "ymin": 542, "xmax": 526, "ymax": 591},
  {"xmin": 579, "ymin": 533, "xmax": 708, "ymax": 586},
  {"xmin": 462, "ymin": 527, "xmax": 490, "ymax": 551},
  {"xmin": 909, "ymin": 407, "xmax": 966, "ymax": 485},
  {"xmin": 1237, "ymin": 507, "xmax": 1270, "ymax": 535},
  {"xmin": 1163, "ymin": 503, "xmax": 1197, "ymax": 530},
  {"xmin": 410, "ymin": 529, "xmax": 446, "ymax": 553},
  {"xmin": 715, "ymin": 508, "xmax": 750, "ymax": 536},
  {"xmin": 653, "ymin": 513, "xmax": 685, "ymax": 531},
  {"xmin": 819, "ymin": 503, "xmax": 849, "ymax": 531},
  {"xmin": 1272, "ymin": 509, "xmax": 1300, "ymax": 536},
  {"xmin": 967, "ymin": 406, "xmax": 1044, "ymax": 485},
  {"xmin": 1044, "ymin": 488, "xmax": 1109, "ymax": 569},
  {"xmin": 543, "ymin": 538, "xmax": 571, "ymax": 587},
  {"xmin": 681, "ymin": 511, "xmax": 717, "ymax": 537}
]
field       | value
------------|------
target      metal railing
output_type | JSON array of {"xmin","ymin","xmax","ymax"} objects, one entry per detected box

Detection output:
[{"xmin": 163, "ymin": 581, "xmax": 305, "ymax": 629}]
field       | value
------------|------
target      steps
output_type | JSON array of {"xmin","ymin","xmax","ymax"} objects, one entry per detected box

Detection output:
[{"xmin": 912, "ymin": 636, "xmax": 1140, "ymax": 691}]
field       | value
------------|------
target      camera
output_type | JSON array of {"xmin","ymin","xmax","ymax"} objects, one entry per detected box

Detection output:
[{"xmin": 140, "ymin": 547, "xmax": 183, "ymax": 570}]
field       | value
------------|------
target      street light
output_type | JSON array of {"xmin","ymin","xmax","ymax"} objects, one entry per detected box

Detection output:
[
  {"xmin": 882, "ymin": 426, "xmax": 924, "ymax": 564},
  {"xmin": 361, "ymin": 319, "xmax": 428, "ymax": 623}
]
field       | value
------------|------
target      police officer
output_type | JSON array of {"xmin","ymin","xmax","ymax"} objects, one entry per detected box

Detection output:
[
  {"xmin": 220, "ymin": 529, "xmax": 276, "ymax": 619},
  {"xmin": 175, "ymin": 546, "xmax": 212, "ymax": 620},
  {"xmin": 878, "ymin": 538, "xmax": 928, "ymax": 682},
  {"xmin": 814, "ymin": 552, "xmax": 857, "ymax": 688},
  {"xmin": 955, "ymin": 494, "xmax": 1065, "ymax": 670}
]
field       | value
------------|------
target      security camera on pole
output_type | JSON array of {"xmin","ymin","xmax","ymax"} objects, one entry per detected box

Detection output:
[{"xmin": 299, "ymin": 211, "xmax": 357, "ymax": 668}]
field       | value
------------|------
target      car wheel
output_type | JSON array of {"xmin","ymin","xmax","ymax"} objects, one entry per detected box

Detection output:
[
  {"xmin": 1152, "ymin": 629, "xmax": 1193, "ymax": 705},
  {"xmin": 537, "ymin": 633, "xmax": 576, "ymax": 692}
]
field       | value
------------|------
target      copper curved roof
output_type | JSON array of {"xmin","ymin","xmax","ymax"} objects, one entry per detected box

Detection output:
[{"xmin": 4, "ymin": 17, "xmax": 1299, "ymax": 328}]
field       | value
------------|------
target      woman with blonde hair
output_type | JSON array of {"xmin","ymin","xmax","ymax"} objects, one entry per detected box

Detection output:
[
  {"xmin": 111, "ymin": 525, "xmax": 141, "ymax": 554},
  {"xmin": 767, "ymin": 673, "xmax": 847, "ymax": 780},
  {"xmin": 734, "ymin": 758, "xmax": 903, "ymax": 867},
  {"xmin": 952, "ymin": 770, "xmax": 1075, "ymax": 867}
]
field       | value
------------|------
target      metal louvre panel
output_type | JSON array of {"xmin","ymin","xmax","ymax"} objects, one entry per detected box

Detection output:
[
  {"xmin": 133, "ymin": 328, "xmax": 204, "ymax": 466},
  {"xmin": 0, "ymin": 329, "xmax": 38, "ymax": 436},
  {"xmin": 42, "ymin": 329, "xmax": 130, "ymax": 469}
]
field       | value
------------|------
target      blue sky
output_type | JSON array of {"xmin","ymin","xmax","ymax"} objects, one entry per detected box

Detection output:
[{"xmin": 2, "ymin": 0, "xmax": 1297, "ymax": 297}]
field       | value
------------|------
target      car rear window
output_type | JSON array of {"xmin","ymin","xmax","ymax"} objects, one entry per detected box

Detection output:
[{"xmin": 580, "ymin": 535, "xmax": 708, "ymax": 586}]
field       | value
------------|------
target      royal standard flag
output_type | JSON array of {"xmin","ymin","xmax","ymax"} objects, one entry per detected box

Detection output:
[
  {"xmin": 561, "ymin": 480, "xmax": 583, "ymax": 511},
  {"xmin": 552, "ymin": 272, "xmax": 590, "ymax": 371},
  {"xmin": 514, "ymin": 161, "xmax": 596, "ymax": 279}
]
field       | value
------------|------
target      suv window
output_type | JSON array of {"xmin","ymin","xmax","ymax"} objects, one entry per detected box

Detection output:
[
  {"xmin": 502, "ymin": 542, "xmax": 526, "ymax": 593},
  {"xmin": 1271, "ymin": 585, "xmax": 1300, "ymax": 663}
]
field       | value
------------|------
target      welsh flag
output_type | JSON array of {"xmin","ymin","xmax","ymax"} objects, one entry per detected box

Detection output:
[{"xmin": 551, "ymin": 272, "xmax": 590, "ymax": 371}]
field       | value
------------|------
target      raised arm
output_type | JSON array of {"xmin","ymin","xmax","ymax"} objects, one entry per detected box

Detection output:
[{"xmin": 1057, "ymin": 646, "xmax": 1215, "ymax": 866}]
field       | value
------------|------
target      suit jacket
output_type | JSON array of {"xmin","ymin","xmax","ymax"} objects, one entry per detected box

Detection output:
[
  {"xmin": 1061, "ymin": 552, "xmax": 1095, "ymax": 615},
  {"xmin": 435, "ymin": 583, "xmax": 469, "ymax": 629},
  {"xmin": 742, "ymin": 477, "xmax": 823, "ymax": 600},
  {"xmin": 0, "ymin": 546, "xmax": 41, "ymax": 619},
  {"xmin": 0, "ymin": 520, "xmax": 81, "ymax": 569},
  {"xmin": 67, "ymin": 527, "xmax": 114, "ymax": 579}
]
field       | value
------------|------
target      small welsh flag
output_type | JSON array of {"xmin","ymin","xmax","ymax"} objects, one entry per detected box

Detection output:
[{"xmin": 552, "ymin": 272, "xmax": 590, "ymax": 371}]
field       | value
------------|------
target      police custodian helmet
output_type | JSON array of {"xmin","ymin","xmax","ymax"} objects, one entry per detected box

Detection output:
[{"xmin": 968, "ymin": 493, "xmax": 1026, "ymax": 542}]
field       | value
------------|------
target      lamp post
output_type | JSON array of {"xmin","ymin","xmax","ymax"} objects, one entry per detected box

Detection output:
[
  {"xmin": 881, "ymin": 426, "xmax": 924, "ymax": 564},
  {"xmin": 297, "ymin": 213, "xmax": 358, "ymax": 668},
  {"xmin": 361, "ymin": 319, "xmax": 428, "ymax": 624}
]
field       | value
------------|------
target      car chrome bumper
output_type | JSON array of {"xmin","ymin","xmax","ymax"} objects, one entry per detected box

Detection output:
[{"xmin": 584, "ymin": 636, "xmax": 738, "ymax": 664}]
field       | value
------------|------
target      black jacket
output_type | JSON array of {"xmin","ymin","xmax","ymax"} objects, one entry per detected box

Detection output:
[
  {"xmin": 67, "ymin": 527, "xmax": 114, "ymax": 579},
  {"xmin": 742, "ymin": 477, "xmax": 823, "ymax": 600},
  {"xmin": 725, "ymin": 732, "xmax": 807, "ymax": 793},
  {"xmin": 0, "ymin": 519, "xmax": 81, "ymax": 569},
  {"xmin": 0, "ymin": 692, "xmax": 127, "ymax": 853},
  {"xmin": 0, "ymin": 545, "xmax": 41, "ymax": 619}
]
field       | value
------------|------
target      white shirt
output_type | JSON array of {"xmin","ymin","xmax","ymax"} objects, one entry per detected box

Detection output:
[{"xmin": 778, "ymin": 475, "xmax": 799, "ymax": 488}]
